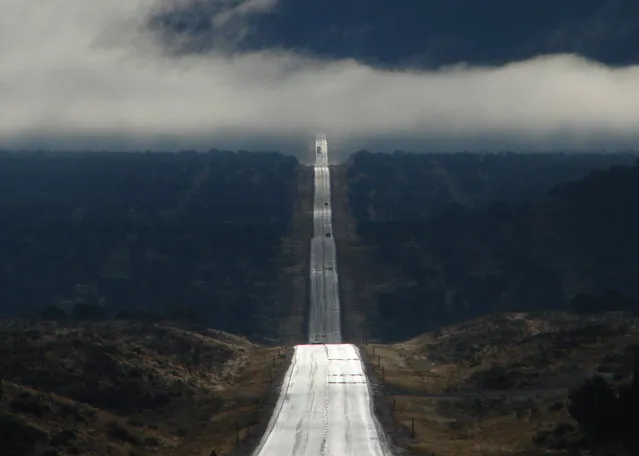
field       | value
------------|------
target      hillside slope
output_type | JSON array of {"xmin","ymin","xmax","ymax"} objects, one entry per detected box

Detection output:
[
  {"xmin": 0, "ymin": 319, "xmax": 291, "ymax": 456},
  {"xmin": 361, "ymin": 311, "xmax": 639, "ymax": 456}
]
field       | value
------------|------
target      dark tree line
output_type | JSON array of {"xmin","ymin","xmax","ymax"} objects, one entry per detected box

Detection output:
[
  {"xmin": 347, "ymin": 151, "xmax": 639, "ymax": 341},
  {"xmin": 0, "ymin": 150, "xmax": 298, "ymax": 340},
  {"xmin": 348, "ymin": 150, "xmax": 637, "ymax": 223}
]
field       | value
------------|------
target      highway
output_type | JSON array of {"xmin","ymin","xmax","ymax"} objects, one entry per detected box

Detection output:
[
  {"xmin": 253, "ymin": 344, "xmax": 387, "ymax": 456},
  {"xmin": 252, "ymin": 135, "xmax": 389, "ymax": 456},
  {"xmin": 309, "ymin": 135, "xmax": 341, "ymax": 344}
]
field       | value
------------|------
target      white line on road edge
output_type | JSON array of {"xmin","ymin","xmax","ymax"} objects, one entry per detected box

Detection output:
[{"xmin": 250, "ymin": 348, "xmax": 298, "ymax": 456}]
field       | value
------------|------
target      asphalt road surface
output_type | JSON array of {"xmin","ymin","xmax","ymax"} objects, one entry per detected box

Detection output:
[
  {"xmin": 309, "ymin": 134, "xmax": 341, "ymax": 345},
  {"xmin": 253, "ymin": 135, "xmax": 388, "ymax": 456},
  {"xmin": 253, "ymin": 344, "xmax": 388, "ymax": 456}
]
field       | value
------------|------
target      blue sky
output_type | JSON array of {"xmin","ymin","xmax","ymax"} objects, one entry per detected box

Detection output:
[{"xmin": 2, "ymin": 0, "xmax": 639, "ymax": 158}]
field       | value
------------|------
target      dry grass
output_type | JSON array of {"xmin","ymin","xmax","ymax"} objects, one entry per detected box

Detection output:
[
  {"xmin": 365, "ymin": 312, "xmax": 639, "ymax": 393},
  {"xmin": 363, "ymin": 342, "xmax": 461, "ymax": 394},
  {"xmin": 385, "ymin": 394, "xmax": 572, "ymax": 456},
  {"xmin": 0, "ymin": 320, "xmax": 293, "ymax": 456},
  {"xmin": 166, "ymin": 345, "xmax": 289, "ymax": 456},
  {"xmin": 361, "ymin": 311, "xmax": 639, "ymax": 455},
  {"xmin": 0, "ymin": 380, "xmax": 171, "ymax": 456}
]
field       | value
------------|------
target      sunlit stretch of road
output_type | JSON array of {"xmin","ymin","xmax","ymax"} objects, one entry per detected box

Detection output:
[{"xmin": 252, "ymin": 135, "xmax": 389, "ymax": 456}]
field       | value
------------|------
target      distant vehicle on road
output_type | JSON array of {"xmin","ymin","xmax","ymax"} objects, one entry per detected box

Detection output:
[
  {"xmin": 317, "ymin": 146, "xmax": 322, "ymax": 154},
  {"xmin": 325, "ymin": 232, "xmax": 332, "ymax": 238},
  {"xmin": 324, "ymin": 202, "xmax": 328, "ymax": 206}
]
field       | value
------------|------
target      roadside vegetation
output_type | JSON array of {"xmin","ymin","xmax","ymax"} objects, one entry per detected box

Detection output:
[
  {"xmin": 0, "ymin": 319, "xmax": 292, "ymax": 456},
  {"xmin": 361, "ymin": 311, "xmax": 639, "ymax": 456}
]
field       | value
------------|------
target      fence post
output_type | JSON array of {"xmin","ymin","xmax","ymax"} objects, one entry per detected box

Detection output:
[
  {"xmin": 236, "ymin": 425, "xmax": 240, "ymax": 446},
  {"xmin": 392, "ymin": 398, "xmax": 396, "ymax": 411},
  {"xmin": 377, "ymin": 355, "xmax": 381, "ymax": 367},
  {"xmin": 411, "ymin": 418, "xmax": 415, "ymax": 438}
]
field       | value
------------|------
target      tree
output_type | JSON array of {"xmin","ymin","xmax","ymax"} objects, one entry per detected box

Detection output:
[
  {"xmin": 37, "ymin": 305, "xmax": 66, "ymax": 321},
  {"xmin": 72, "ymin": 304, "xmax": 107, "ymax": 321},
  {"xmin": 568, "ymin": 375, "xmax": 619, "ymax": 440},
  {"xmin": 569, "ymin": 292, "xmax": 605, "ymax": 314}
]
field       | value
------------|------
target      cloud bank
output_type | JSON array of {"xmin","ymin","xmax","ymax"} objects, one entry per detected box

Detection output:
[{"xmin": 1, "ymin": 0, "xmax": 639, "ymax": 157}]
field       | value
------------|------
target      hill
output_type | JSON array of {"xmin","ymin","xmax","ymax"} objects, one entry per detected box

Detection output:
[
  {"xmin": 0, "ymin": 319, "xmax": 291, "ymax": 456},
  {"xmin": 361, "ymin": 311, "xmax": 639, "ymax": 456}
]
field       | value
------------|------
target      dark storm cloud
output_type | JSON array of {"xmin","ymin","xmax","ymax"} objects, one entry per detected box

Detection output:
[{"xmin": 1, "ymin": 0, "xmax": 639, "ymax": 158}]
